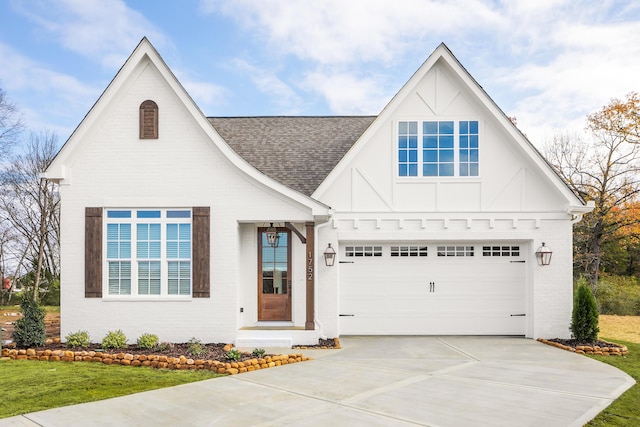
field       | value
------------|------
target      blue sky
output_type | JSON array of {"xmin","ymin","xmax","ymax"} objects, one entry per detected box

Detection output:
[{"xmin": 1, "ymin": 0, "xmax": 640, "ymax": 147}]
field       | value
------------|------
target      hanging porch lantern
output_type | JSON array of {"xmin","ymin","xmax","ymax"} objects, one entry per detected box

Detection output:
[
  {"xmin": 535, "ymin": 242, "xmax": 553, "ymax": 266},
  {"xmin": 323, "ymin": 243, "xmax": 337, "ymax": 267},
  {"xmin": 266, "ymin": 223, "xmax": 279, "ymax": 247}
]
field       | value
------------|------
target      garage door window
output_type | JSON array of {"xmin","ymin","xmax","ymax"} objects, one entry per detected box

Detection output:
[
  {"xmin": 344, "ymin": 246, "xmax": 383, "ymax": 257},
  {"xmin": 482, "ymin": 246, "xmax": 520, "ymax": 257},
  {"xmin": 437, "ymin": 246, "xmax": 474, "ymax": 257},
  {"xmin": 390, "ymin": 246, "xmax": 428, "ymax": 257}
]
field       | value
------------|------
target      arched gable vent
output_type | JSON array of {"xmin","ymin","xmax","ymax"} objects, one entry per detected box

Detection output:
[{"xmin": 139, "ymin": 100, "xmax": 158, "ymax": 139}]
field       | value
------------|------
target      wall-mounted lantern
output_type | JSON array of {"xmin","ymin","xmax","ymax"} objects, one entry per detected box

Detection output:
[
  {"xmin": 535, "ymin": 242, "xmax": 553, "ymax": 266},
  {"xmin": 323, "ymin": 243, "xmax": 337, "ymax": 267},
  {"xmin": 265, "ymin": 223, "xmax": 279, "ymax": 247}
]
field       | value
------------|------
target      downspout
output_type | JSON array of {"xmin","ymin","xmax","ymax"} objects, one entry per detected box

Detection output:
[
  {"xmin": 569, "ymin": 200, "xmax": 595, "ymax": 224},
  {"xmin": 570, "ymin": 214, "xmax": 584, "ymax": 225},
  {"xmin": 313, "ymin": 209, "xmax": 335, "ymax": 340}
]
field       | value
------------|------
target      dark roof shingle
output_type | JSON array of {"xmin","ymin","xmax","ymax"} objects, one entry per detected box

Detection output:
[{"xmin": 208, "ymin": 116, "xmax": 375, "ymax": 196}]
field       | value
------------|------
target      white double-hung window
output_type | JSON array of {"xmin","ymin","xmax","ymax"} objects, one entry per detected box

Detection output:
[
  {"xmin": 105, "ymin": 209, "xmax": 192, "ymax": 297},
  {"xmin": 398, "ymin": 120, "xmax": 479, "ymax": 177}
]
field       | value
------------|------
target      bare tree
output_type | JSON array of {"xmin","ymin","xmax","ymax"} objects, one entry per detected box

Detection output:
[
  {"xmin": 0, "ymin": 132, "xmax": 60, "ymax": 302},
  {"xmin": 0, "ymin": 87, "xmax": 23, "ymax": 160},
  {"xmin": 545, "ymin": 95, "xmax": 640, "ymax": 290}
]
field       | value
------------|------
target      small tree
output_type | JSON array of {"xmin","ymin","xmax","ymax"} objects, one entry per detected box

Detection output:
[
  {"xmin": 570, "ymin": 279, "xmax": 600, "ymax": 343},
  {"xmin": 12, "ymin": 294, "xmax": 46, "ymax": 347}
]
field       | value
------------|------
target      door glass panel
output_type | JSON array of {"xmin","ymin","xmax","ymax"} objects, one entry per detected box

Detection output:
[{"xmin": 261, "ymin": 231, "xmax": 288, "ymax": 294}]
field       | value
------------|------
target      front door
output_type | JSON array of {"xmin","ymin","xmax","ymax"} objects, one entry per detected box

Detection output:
[{"xmin": 258, "ymin": 227, "xmax": 291, "ymax": 321}]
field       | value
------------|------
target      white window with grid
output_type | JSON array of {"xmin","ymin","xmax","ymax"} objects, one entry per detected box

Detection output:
[{"xmin": 105, "ymin": 209, "xmax": 192, "ymax": 298}]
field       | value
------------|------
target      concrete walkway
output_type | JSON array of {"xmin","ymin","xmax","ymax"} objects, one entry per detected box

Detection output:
[{"xmin": 1, "ymin": 337, "xmax": 635, "ymax": 426}]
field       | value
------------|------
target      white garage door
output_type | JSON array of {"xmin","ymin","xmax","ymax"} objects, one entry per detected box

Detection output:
[{"xmin": 339, "ymin": 243, "xmax": 526, "ymax": 335}]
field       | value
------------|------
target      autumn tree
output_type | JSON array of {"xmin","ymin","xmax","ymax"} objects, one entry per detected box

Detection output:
[
  {"xmin": 599, "ymin": 202, "xmax": 640, "ymax": 276},
  {"xmin": 545, "ymin": 93, "xmax": 640, "ymax": 290},
  {"xmin": 588, "ymin": 92, "xmax": 640, "ymax": 145}
]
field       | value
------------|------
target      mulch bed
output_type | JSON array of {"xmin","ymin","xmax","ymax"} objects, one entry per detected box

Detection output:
[
  {"xmin": 6, "ymin": 337, "xmax": 341, "ymax": 362},
  {"xmin": 539, "ymin": 338, "xmax": 628, "ymax": 356},
  {"xmin": 2, "ymin": 309, "xmax": 337, "ymax": 369},
  {"xmin": 547, "ymin": 338, "xmax": 623, "ymax": 349},
  {"xmin": 3, "ymin": 309, "xmax": 327, "ymax": 363}
]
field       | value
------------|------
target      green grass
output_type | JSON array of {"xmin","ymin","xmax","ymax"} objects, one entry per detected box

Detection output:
[
  {"xmin": 0, "ymin": 360, "xmax": 222, "ymax": 419},
  {"xmin": 586, "ymin": 339, "xmax": 640, "ymax": 426}
]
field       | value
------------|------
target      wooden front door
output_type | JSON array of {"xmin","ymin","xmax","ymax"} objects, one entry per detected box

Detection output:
[{"xmin": 258, "ymin": 227, "xmax": 291, "ymax": 321}]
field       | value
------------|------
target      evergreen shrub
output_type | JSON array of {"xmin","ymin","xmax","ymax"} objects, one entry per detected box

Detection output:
[
  {"xmin": 571, "ymin": 279, "xmax": 600, "ymax": 343},
  {"xmin": 12, "ymin": 295, "xmax": 46, "ymax": 347}
]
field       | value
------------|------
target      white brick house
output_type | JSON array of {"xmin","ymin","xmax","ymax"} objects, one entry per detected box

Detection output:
[{"xmin": 45, "ymin": 38, "xmax": 592, "ymax": 346}]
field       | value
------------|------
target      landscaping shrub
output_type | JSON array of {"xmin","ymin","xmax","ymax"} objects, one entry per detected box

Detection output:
[
  {"xmin": 136, "ymin": 333, "xmax": 159, "ymax": 349},
  {"xmin": 155, "ymin": 342, "xmax": 174, "ymax": 352},
  {"xmin": 187, "ymin": 337, "xmax": 206, "ymax": 356},
  {"xmin": 252, "ymin": 348, "xmax": 266, "ymax": 358},
  {"xmin": 12, "ymin": 295, "xmax": 46, "ymax": 347},
  {"xmin": 101, "ymin": 329, "xmax": 128, "ymax": 349},
  {"xmin": 65, "ymin": 330, "xmax": 91, "ymax": 348},
  {"xmin": 571, "ymin": 280, "xmax": 600, "ymax": 343},
  {"xmin": 226, "ymin": 349, "xmax": 242, "ymax": 361}
]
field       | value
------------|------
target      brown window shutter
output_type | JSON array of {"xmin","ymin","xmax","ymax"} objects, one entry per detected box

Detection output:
[
  {"xmin": 139, "ymin": 100, "xmax": 158, "ymax": 139},
  {"xmin": 192, "ymin": 207, "xmax": 210, "ymax": 298},
  {"xmin": 85, "ymin": 207, "xmax": 103, "ymax": 298}
]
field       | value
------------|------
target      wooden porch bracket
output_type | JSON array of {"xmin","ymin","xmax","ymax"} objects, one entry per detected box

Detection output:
[{"xmin": 285, "ymin": 221, "xmax": 306, "ymax": 243}]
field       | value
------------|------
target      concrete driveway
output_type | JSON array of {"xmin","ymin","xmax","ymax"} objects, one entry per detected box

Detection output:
[{"xmin": 1, "ymin": 337, "xmax": 635, "ymax": 426}]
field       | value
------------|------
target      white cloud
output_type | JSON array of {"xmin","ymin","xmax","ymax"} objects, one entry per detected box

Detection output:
[
  {"xmin": 200, "ymin": 0, "xmax": 500, "ymax": 65},
  {"xmin": 0, "ymin": 41, "xmax": 100, "ymax": 137},
  {"xmin": 198, "ymin": 0, "xmax": 504, "ymax": 114},
  {"xmin": 177, "ymin": 76, "xmax": 229, "ymax": 114},
  {"xmin": 303, "ymin": 70, "xmax": 390, "ymax": 115},
  {"xmin": 491, "ymin": 14, "xmax": 640, "ymax": 145},
  {"xmin": 231, "ymin": 59, "xmax": 304, "ymax": 113},
  {"xmin": 11, "ymin": 0, "xmax": 166, "ymax": 68}
]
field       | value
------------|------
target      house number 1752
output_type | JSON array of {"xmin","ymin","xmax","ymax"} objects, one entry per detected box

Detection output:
[{"xmin": 307, "ymin": 251, "xmax": 313, "ymax": 280}]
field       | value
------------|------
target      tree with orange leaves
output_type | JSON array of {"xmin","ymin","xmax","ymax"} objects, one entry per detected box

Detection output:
[{"xmin": 545, "ymin": 92, "xmax": 640, "ymax": 291}]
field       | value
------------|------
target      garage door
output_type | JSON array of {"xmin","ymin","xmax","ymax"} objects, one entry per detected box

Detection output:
[{"xmin": 339, "ymin": 243, "xmax": 526, "ymax": 335}]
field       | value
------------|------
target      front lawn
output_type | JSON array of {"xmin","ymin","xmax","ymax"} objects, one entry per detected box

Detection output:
[
  {"xmin": 586, "ymin": 339, "xmax": 639, "ymax": 426},
  {"xmin": 0, "ymin": 359, "xmax": 221, "ymax": 419}
]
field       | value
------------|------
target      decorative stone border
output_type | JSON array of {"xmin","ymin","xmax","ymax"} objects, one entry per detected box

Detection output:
[
  {"xmin": 293, "ymin": 337, "xmax": 341, "ymax": 350},
  {"xmin": 0, "ymin": 347, "xmax": 311, "ymax": 375},
  {"xmin": 537, "ymin": 338, "xmax": 628, "ymax": 356}
]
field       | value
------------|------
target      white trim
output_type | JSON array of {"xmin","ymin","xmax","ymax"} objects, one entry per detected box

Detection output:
[
  {"xmin": 44, "ymin": 38, "xmax": 330, "ymax": 217},
  {"xmin": 312, "ymin": 43, "xmax": 588, "ymax": 212}
]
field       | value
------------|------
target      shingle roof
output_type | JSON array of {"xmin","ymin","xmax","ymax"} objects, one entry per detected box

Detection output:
[{"xmin": 208, "ymin": 116, "xmax": 376, "ymax": 196}]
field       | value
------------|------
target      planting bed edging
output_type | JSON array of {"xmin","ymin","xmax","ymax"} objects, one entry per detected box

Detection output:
[
  {"xmin": 0, "ymin": 347, "xmax": 311, "ymax": 375},
  {"xmin": 293, "ymin": 337, "xmax": 341, "ymax": 350},
  {"xmin": 537, "ymin": 338, "xmax": 629, "ymax": 356}
]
